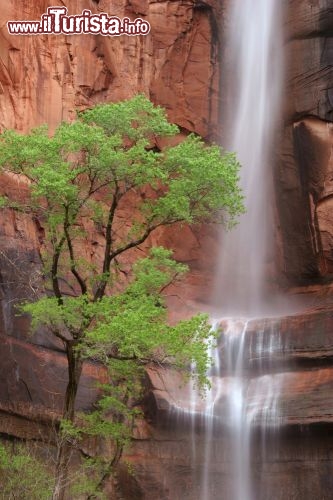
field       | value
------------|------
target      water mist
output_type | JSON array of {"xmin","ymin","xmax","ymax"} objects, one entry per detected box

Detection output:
[
  {"xmin": 187, "ymin": 2, "xmax": 284, "ymax": 499},
  {"xmin": 215, "ymin": 0, "xmax": 283, "ymax": 314}
]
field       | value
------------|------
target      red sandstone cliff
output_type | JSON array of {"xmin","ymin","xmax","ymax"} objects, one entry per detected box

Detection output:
[
  {"xmin": 0, "ymin": 1, "xmax": 333, "ymax": 499},
  {"xmin": 277, "ymin": 0, "xmax": 333, "ymax": 284},
  {"xmin": 0, "ymin": 1, "xmax": 222, "ymax": 496},
  {"xmin": 0, "ymin": 0, "xmax": 224, "ymax": 319},
  {"xmin": 0, "ymin": 0, "xmax": 220, "ymax": 137}
]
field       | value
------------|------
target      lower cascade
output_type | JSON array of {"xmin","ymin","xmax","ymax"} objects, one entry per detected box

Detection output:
[{"xmin": 174, "ymin": 318, "xmax": 285, "ymax": 500}]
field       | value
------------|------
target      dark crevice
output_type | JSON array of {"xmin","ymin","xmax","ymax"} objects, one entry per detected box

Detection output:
[
  {"xmin": 19, "ymin": 379, "xmax": 33, "ymax": 403},
  {"xmin": 193, "ymin": 1, "xmax": 212, "ymax": 11},
  {"xmin": 287, "ymin": 31, "xmax": 333, "ymax": 42}
]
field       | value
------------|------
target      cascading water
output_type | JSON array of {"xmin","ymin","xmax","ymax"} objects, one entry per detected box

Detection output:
[
  {"xmin": 174, "ymin": 1, "xmax": 285, "ymax": 499},
  {"xmin": 215, "ymin": 0, "xmax": 283, "ymax": 314},
  {"xmin": 208, "ymin": 1, "xmax": 283, "ymax": 498}
]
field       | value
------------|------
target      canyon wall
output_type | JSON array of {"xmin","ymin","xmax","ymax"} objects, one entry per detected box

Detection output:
[
  {"xmin": 0, "ymin": 0, "xmax": 222, "ymax": 423},
  {"xmin": 0, "ymin": 0, "xmax": 223, "ymax": 495},
  {"xmin": 0, "ymin": 0, "xmax": 224, "ymax": 318},
  {"xmin": 0, "ymin": 0, "xmax": 333, "ymax": 499},
  {"xmin": 277, "ymin": 0, "xmax": 333, "ymax": 284},
  {"xmin": 138, "ymin": 3, "xmax": 333, "ymax": 499}
]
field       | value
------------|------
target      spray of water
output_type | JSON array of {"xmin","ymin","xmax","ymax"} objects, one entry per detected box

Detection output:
[
  {"xmin": 194, "ymin": 1, "xmax": 284, "ymax": 499},
  {"xmin": 173, "ymin": 318, "xmax": 284, "ymax": 499}
]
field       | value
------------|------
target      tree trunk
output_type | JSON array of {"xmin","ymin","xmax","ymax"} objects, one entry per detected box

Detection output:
[{"xmin": 52, "ymin": 342, "xmax": 83, "ymax": 500}]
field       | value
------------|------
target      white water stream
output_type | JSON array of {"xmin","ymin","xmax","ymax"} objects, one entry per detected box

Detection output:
[
  {"xmin": 215, "ymin": 0, "xmax": 283, "ymax": 314},
  {"xmin": 176, "ymin": 1, "xmax": 285, "ymax": 499}
]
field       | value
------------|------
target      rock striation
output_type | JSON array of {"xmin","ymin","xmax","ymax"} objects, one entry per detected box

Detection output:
[
  {"xmin": 0, "ymin": 0, "xmax": 333, "ymax": 499},
  {"xmin": 0, "ymin": 0, "xmax": 220, "ymax": 137},
  {"xmin": 276, "ymin": 0, "xmax": 333, "ymax": 284},
  {"xmin": 0, "ymin": 1, "xmax": 222, "ymax": 496}
]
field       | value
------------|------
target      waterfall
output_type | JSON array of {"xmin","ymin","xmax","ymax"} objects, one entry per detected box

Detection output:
[
  {"xmin": 206, "ymin": 1, "xmax": 283, "ymax": 498},
  {"xmin": 175, "ymin": 1, "xmax": 285, "ymax": 499},
  {"xmin": 210, "ymin": 1, "xmax": 283, "ymax": 498},
  {"xmin": 214, "ymin": 0, "xmax": 283, "ymax": 315}
]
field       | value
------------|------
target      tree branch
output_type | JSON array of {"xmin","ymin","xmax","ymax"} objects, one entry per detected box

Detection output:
[
  {"xmin": 93, "ymin": 182, "xmax": 120, "ymax": 301},
  {"xmin": 110, "ymin": 218, "xmax": 181, "ymax": 261},
  {"xmin": 51, "ymin": 235, "xmax": 66, "ymax": 305},
  {"xmin": 63, "ymin": 205, "xmax": 87, "ymax": 296},
  {"xmin": 52, "ymin": 328, "xmax": 71, "ymax": 343}
]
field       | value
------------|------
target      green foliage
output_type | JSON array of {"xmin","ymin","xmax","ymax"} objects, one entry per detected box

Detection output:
[
  {"xmin": 60, "ymin": 419, "xmax": 83, "ymax": 442},
  {"xmin": 0, "ymin": 95, "xmax": 244, "ymax": 498},
  {"xmin": 79, "ymin": 94, "xmax": 179, "ymax": 140},
  {"xmin": 22, "ymin": 248, "xmax": 213, "ymax": 388},
  {"xmin": 0, "ymin": 96, "xmax": 243, "ymax": 299},
  {"xmin": 69, "ymin": 458, "xmax": 109, "ymax": 500},
  {"xmin": 0, "ymin": 443, "xmax": 53, "ymax": 499},
  {"xmin": 0, "ymin": 196, "xmax": 7, "ymax": 208}
]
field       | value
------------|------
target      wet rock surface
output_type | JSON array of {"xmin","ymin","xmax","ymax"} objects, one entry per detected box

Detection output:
[
  {"xmin": 147, "ymin": 306, "xmax": 333, "ymax": 426},
  {"xmin": 122, "ymin": 425, "xmax": 333, "ymax": 500},
  {"xmin": 276, "ymin": 0, "xmax": 333, "ymax": 284}
]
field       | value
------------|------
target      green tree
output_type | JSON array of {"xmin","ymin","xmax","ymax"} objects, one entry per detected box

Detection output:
[{"xmin": 0, "ymin": 95, "xmax": 243, "ymax": 499}]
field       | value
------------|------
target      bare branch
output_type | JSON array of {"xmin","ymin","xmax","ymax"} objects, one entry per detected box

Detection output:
[
  {"xmin": 93, "ymin": 182, "xmax": 120, "ymax": 301},
  {"xmin": 51, "ymin": 235, "xmax": 66, "ymax": 305},
  {"xmin": 63, "ymin": 205, "xmax": 87, "ymax": 296}
]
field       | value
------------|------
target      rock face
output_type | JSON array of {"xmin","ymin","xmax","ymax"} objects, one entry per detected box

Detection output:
[
  {"xmin": 0, "ymin": 0, "xmax": 220, "ymax": 138},
  {"xmin": 0, "ymin": 0, "xmax": 222, "ymax": 426},
  {"xmin": 0, "ymin": 0, "xmax": 222, "ymax": 495},
  {"xmin": 0, "ymin": 1, "xmax": 333, "ymax": 500},
  {"xmin": 122, "ymin": 425, "xmax": 333, "ymax": 500},
  {"xmin": 127, "ymin": 306, "xmax": 333, "ymax": 500},
  {"xmin": 276, "ymin": 0, "xmax": 333, "ymax": 284},
  {"xmin": 147, "ymin": 308, "xmax": 333, "ymax": 426}
]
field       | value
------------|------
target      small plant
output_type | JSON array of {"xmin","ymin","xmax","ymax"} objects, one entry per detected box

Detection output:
[{"xmin": 0, "ymin": 442, "xmax": 53, "ymax": 499}]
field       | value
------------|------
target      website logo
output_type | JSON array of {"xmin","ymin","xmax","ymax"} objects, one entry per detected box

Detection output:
[{"xmin": 7, "ymin": 7, "xmax": 151, "ymax": 36}]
